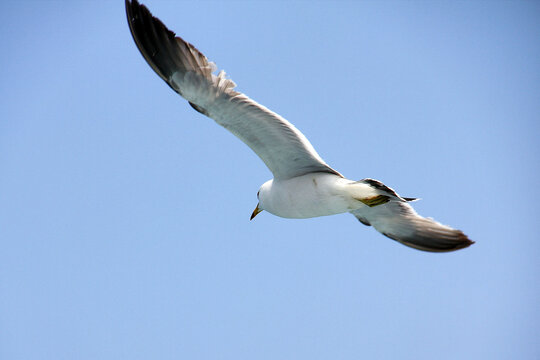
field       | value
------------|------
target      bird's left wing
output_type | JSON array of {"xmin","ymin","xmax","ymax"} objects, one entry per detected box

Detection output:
[
  {"xmin": 351, "ymin": 200, "xmax": 474, "ymax": 252},
  {"xmin": 125, "ymin": 0, "xmax": 342, "ymax": 180}
]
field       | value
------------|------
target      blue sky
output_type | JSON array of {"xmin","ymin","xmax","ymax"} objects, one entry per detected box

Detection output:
[{"xmin": 1, "ymin": 1, "xmax": 539, "ymax": 359}]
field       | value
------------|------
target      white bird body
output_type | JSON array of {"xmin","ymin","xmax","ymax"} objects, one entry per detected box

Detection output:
[
  {"xmin": 261, "ymin": 174, "xmax": 351, "ymax": 219},
  {"xmin": 259, "ymin": 173, "xmax": 380, "ymax": 219},
  {"xmin": 126, "ymin": 0, "xmax": 474, "ymax": 252}
]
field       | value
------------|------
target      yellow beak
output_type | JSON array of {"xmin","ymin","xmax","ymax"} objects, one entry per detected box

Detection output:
[{"xmin": 250, "ymin": 203, "xmax": 263, "ymax": 220}]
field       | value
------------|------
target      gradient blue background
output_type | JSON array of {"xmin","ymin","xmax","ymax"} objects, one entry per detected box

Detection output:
[{"xmin": 1, "ymin": 1, "xmax": 539, "ymax": 359}]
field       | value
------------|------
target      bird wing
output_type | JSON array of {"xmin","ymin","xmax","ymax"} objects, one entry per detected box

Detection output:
[
  {"xmin": 125, "ymin": 0, "xmax": 342, "ymax": 180},
  {"xmin": 351, "ymin": 200, "xmax": 474, "ymax": 252}
]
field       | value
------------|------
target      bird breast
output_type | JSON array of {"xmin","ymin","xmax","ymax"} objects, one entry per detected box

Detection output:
[{"xmin": 259, "ymin": 173, "xmax": 361, "ymax": 219}]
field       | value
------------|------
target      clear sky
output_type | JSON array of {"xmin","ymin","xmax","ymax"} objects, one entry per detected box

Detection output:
[{"xmin": 1, "ymin": 1, "xmax": 539, "ymax": 359}]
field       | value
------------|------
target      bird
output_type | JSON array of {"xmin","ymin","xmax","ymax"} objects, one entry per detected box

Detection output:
[{"xmin": 125, "ymin": 0, "xmax": 474, "ymax": 252}]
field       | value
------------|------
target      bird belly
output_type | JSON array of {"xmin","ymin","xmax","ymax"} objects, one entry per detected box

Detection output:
[{"xmin": 263, "ymin": 173, "xmax": 359, "ymax": 219}]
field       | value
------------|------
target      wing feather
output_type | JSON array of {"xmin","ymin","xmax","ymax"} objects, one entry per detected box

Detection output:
[
  {"xmin": 126, "ymin": 0, "xmax": 341, "ymax": 179},
  {"xmin": 350, "ymin": 201, "xmax": 474, "ymax": 252}
]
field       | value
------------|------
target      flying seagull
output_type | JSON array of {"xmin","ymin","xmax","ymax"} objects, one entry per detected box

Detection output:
[{"xmin": 125, "ymin": 0, "xmax": 473, "ymax": 252}]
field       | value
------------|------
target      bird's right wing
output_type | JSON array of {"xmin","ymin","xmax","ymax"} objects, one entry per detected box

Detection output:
[
  {"xmin": 125, "ymin": 0, "xmax": 341, "ymax": 180},
  {"xmin": 351, "ymin": 200, "xmax": 474, "ymax": 252}
]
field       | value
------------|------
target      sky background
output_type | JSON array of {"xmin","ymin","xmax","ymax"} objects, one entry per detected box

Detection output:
[{"xmin": 1, "ymin": 1, "xmax": 539, "ymax": 359}]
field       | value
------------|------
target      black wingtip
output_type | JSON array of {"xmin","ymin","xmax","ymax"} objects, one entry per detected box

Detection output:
[
  {"xmin": 444, "ymin": 232, "xmax": 475, "ymax": 252},
  {"xmin": 383, "ymin": 230, "xmax": 474, "ymax": 253},
  {"xmin": 125, "ymin": 0, "xmax": 182, "ymax": 85}
]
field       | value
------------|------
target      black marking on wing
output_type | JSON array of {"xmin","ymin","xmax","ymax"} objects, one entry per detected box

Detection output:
[
  {"xmin": 357, "ymin": 217, "xmax": 371, "ymax": 226},
  {"xmin": 189, "ymin": 102, "xmax": 209, "ymax": 116},
  {"xmin": 360, "ymin": 178, "xmax": 400, "ymax": 198},
  {"xmin": 126, "ymin": 0, "xmax": 183, "ymax": 94},
  {"xmin": 382, "ymin": 230, "xmax": 474, "ymax": 253},
  {"xmin": 359, "ymin": 179, "xmax": 418, "ymax": 201},
  {"xmin": 126, "ymin": 0, "xmax": 212, "ymax": 98}
]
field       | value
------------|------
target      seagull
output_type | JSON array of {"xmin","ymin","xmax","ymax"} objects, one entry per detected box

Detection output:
[{"xmin": 125, "ymin": 0, "xmax": 473, "ymax": 252}]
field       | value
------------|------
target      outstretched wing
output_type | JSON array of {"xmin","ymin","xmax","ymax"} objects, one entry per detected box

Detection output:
[
  {"xmin": 125, "ymin": 0, "xmax": 341, "ymax": 180},
  {"xmin": 351, "ymin": 201, "xmax": 473, "ymax": 252}
]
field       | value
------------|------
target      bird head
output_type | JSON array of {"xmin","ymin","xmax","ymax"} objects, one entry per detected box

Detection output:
[
  {"xmin": 250, "ymin": 189, "xmax": 263, "ymax": 220},
  {"xmin": 250, "ymin": 181, "xmax": 273, "ymax": 220}
]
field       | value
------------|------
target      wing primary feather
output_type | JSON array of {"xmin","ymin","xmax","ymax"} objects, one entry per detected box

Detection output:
[{"xmin": 351, "ymin": 201, "xmax": 474, "ymax": 252}]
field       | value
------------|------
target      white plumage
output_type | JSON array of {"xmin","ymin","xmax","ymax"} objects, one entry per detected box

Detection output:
[{"xmin": 126, "ymin": 0, "xmax": 473, "ymax": 252}]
